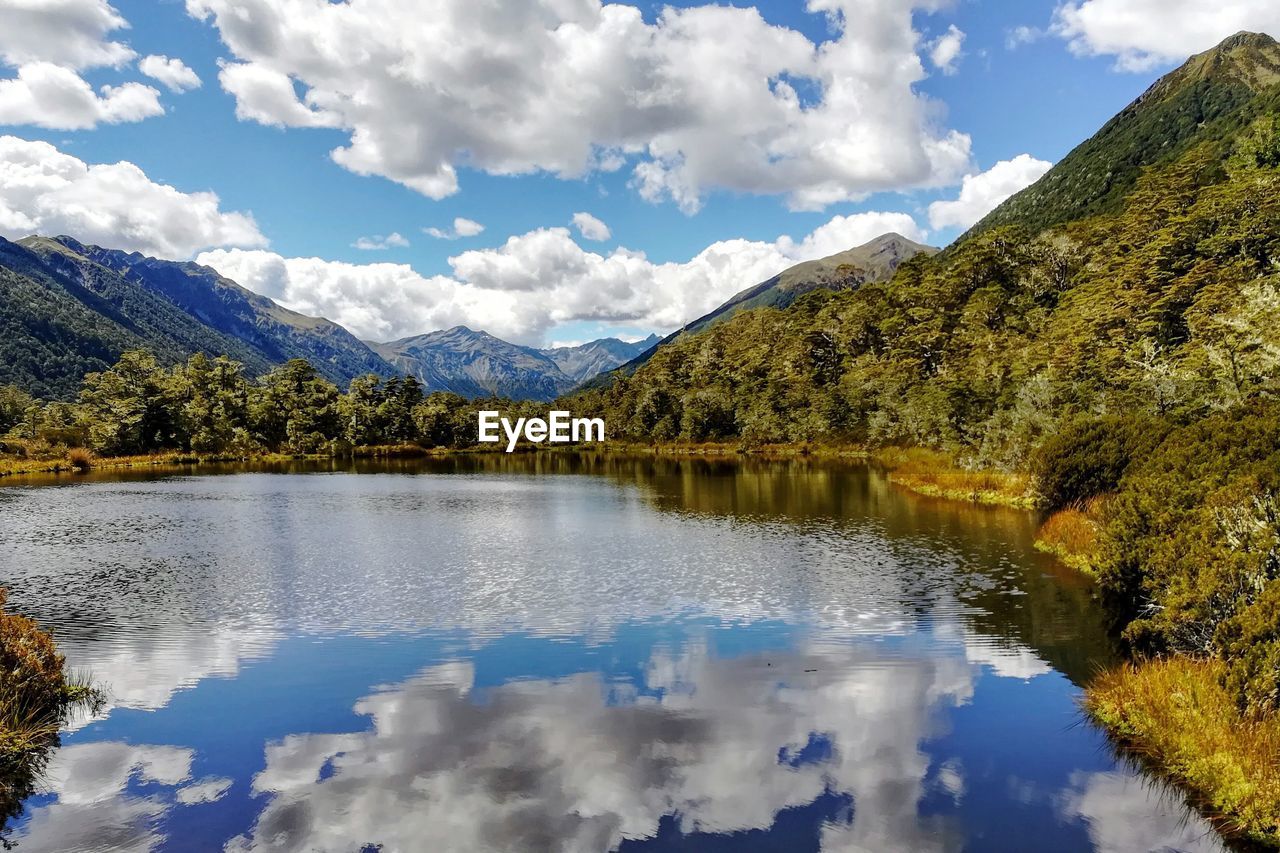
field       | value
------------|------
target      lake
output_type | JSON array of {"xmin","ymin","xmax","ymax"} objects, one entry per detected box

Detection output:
[{"xmin": 0, "ymin": 456, "xmax": 1227, "ymax": 852}]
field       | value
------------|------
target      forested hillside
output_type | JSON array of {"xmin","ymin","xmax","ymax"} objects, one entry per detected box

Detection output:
[
  {"xmin": 602, "ymin": 233, "xmax": 936, "ymax": 381},
  {"xmin": 569, "ymin": 34, "xmax": 1280, "ymax": 814},
  {"xmin": 54, "ymin": 238, "xmax": 397, "ymax": 387}
]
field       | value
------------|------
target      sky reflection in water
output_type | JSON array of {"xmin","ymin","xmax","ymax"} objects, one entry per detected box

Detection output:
[{"xmin": 0, "ymin": 457, "xmax": 1228, "ymax": 852}]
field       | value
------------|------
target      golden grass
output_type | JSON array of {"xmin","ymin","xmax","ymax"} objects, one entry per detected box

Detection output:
[
  {"xmin": 0, "ymin": 591, "xmax": 103, "ymax": 843},
  {"xmin": 1035, "ymin": 497, "xmax": 1106, "ymax": 573},
  {"xmin": 65, "ymin": 447, "xmax": 93, "ymax": 472},
  {"xmin": 347, "ymin": 443, "xmax": 431, "ymax": 458},
  {"xmin": 875, "ymin": 447, "xmax": 1038, "ymax": 508},
  {"xmin": 0, "ymin": 450, "xmax": 186, "ymax": 478},
  {"xmin": 1085, "ymin": 657, "xmax": 1280, "ymax": 847}
]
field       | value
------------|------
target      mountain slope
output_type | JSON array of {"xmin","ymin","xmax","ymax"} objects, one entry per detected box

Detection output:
[
  {"xmin": 373, "ymin": 328, "xmax": 657, "ymax": 400},
  {"xmin": 684, "ymin": 232, "xmax": 937, "ymax": 336},
  {"xmin": 373, "ymin": 326, "xmax": 574, "ymax": 401},
  {"xmin": 542, "ymin": 335, "xmax": 659, "ymax": 383},
  {"xmin": 0, "ymin": 236, "xmax": 277, "ymax": 399},
  {"xmin": 601, "ymin": 232, "xmax": 936, "ymax": 382},
  {"xmin": 967, "ymin": 31, "xmax": 1280, "ymax": 238},
  {"xmin": 45, "ymin": 237, "xmax": 395, "ymax": 387}
]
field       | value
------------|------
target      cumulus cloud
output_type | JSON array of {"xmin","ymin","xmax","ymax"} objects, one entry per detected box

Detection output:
[
  {"xmin": 928, "ymin": 25, "xmax": 966, "ymax": 74},
  {"xmin": 0, "ymin": 62, "xmax": 162, "ymax": 129},
  {"xmin": 139, "ymin": 54, "xmax": 201, "ymax": 92},
  {"xmin": 424, "ymin": 217, "xmax": 485, "ymax": 240},
  {"xmin": 199, "ymin": 210, "xmax": 927, "ymax": 344},
  {"xmin": 0, "ymin": 0, "xmax": 135, "ymax": 70},
  {"xmin": 571, "ymin": 211, "xmax": 611, "ymax": 242},
  {"xmin": 1059, "ymin": 771, "xmax": 1229, "ymax": 853},
  {"xmin": 1052, "ymin": 0, "xmax": 1280, "ymax": 71},
  {"xmin": 0, "ymin": 2, "xmax": 189, "ymax": 129},
  {"xmin": 186, "ymin": 0, "xmax": 973, "ymax": 211},
  {"xmin": 352, "ymin": 232, "xmax": 409, "ymax": 251},
  {"xmin": 927, "ymin": 154, "xmax": 1053, "ymax": 231},
  {"xmin": 0, "ymin": 135, "xmax": 267, "ymax": 258}
]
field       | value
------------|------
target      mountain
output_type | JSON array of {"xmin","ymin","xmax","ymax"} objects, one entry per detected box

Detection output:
[
  {"xmin": 601, "ymin": 233, "xmax": 937, "ymax": 380},
  {"xmin": 0, "ymin": 235, "xmax": 395, "ymax": 399},
  {"xmin": 968, "ymin": 31, "xmax": 1280, "ymax": 238},
  {"xmin": 42, "ymin": 237, "xmax": 395, "ymax": 387},
  {"xmin": 372, "ymin": 327, "xmax": 657, "ymax": 401},
  {"xmin": 570, "ymin": 30, "xmax": 1280, "ymax": 451},
  {"xmin": 543, "ymin": 334, "xmax": 659, "ymax": 383},
  {"xmin": 0, "ymin": 236, "xmax": 277, "ymax": 399},
  {"xmin": 684, "ymin": 233, "xmax": 937, "ymax": 336}
]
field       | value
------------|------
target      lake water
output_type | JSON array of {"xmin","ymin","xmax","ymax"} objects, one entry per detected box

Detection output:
[{"xmin": 0, "ymin": 456, "xmax": 1228, "ymax": 852}]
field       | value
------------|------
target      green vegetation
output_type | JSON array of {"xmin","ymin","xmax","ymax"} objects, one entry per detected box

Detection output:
[
  {"xmin": 0, "ymin": 590, "xmax": 102, "ymax": 848},
  {"xmin": 0, "ymin": 350, "xmax": 547, "ymax": 467}
]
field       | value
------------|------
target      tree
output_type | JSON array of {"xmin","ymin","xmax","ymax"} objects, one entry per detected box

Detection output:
[{"xmin": 78, "ymin": 350, "xmax": 184, "ymax": 455}]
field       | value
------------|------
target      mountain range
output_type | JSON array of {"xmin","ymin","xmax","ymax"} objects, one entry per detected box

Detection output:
[
  {"xmin": 0, "ymin": 233, "xmax": 665, "ymax": 401},
  {"xmin": 0, "ymin": 226, "xmax": 926, "ymax": 403},
  {"xmin": 371, "ymin": 327, "xmax": 658, "ymax": 402}
]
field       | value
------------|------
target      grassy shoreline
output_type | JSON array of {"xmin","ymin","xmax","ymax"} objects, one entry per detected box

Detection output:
[
  {"xmin": 0, "ymin": 440, "xmax": 1039, "ymax": 508},
  {"xmin": 0, "ymin": 590, "xmax": 102, "ymax": 843},
  {"xmin": 1085, "ymin": 658, "xmax": 1280, "ymax": 848}
]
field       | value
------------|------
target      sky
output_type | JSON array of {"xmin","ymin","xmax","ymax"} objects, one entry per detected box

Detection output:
[{"xmin": 0, "ymin": 0, "xmax": 1278, "ymax": 348}]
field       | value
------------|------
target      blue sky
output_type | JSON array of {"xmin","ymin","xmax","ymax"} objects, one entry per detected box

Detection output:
[{"xmin": 0, "ymin": 0, "xmax": 1273, "ymax": 345}]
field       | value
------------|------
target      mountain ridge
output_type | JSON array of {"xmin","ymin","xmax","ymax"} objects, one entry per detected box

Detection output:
[
  {"xmin": 965, "ymin": 30, "xmax": 1280, "ymax": 239},
  {"xmin": 600, "ymin": 232, "xmax": 938, "ymax": 382},
  {"xmin": 371, "ymin": 326, "xmax": 658, "ymax": 401}
]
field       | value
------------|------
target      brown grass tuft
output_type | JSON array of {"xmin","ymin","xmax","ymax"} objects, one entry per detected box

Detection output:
[
  {"xmin": 1085, "ymin": 657, "xmax": 1280, "ymax": 847},
  {"xmin": 65, "ymin": 447, "xmax": 93, "ymax": 472},
  {"xmin": 1035, "ymin": 496, "xmax": 1106, "ymax": 572}
]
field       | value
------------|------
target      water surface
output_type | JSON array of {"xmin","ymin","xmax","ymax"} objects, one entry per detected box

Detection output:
[{"xmin": 0, "ymin": 456, "xmax": 1227, "ymax": 852}]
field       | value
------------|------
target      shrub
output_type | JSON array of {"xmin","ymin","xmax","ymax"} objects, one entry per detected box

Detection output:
[{"xmin": 1031, "ymin": 414, "xmax": 1169, "ymax": 509}]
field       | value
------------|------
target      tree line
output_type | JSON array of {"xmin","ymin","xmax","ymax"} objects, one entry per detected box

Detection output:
[{"xmin": 0, "ymin": 352, "xmax": 535, "ymax": 457}]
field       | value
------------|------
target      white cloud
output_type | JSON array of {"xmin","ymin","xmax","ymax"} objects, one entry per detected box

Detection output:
[
  {"xmin": 139, "ymin": 54, "xmax": 201, "ymax": 92},
  {"xmin": 928, "ymin": 25, "xmax": 966, "ymax": 74},
  {"xmin": 0, "ymin": 62, "xmax": 162, "ymax": 129},
  {"xmin": 927, "ymin": 154, "xmax": 1053, "ymax": 231},
  {"xmin": 186, "ymin": 0, "xmax": 973, "ymax": 211},
  {"xmin": 424, "ymin": 217, "xmax": 485, "ymax": 240},
  {"xmin": 0, "ymin": 0, "xmax": 135, "ymax": 70},
  {"xmin": 0, "ymin": 135, "xmax": 267, "ymax": 258},
  {"xmin": 571, "ymin": 211, "xmax": 611, "ymax": 242},
  {"xmin": 1006, "ymin": 25, "xmax": 1044, "ymax": 49},
  {"xmin": 1052, "ymin": 1, "xmax": 1280, "ymax": 71},
  {"xmin": 13, "ymin": 741, "xmax": 233, "ymax": 852},
  {"xmin": 775, "ymin": 210, "xmax": 926, "ymax": 259},
  {"xmin": 199, "ymin": 210, "xmax": 926, "ymax": 344},
  {"xmin": 0, "ymin": 4, "xmax": 195, "ymax": 130},
  {"xmin": 352, "ymin": 232, "xmax": 409, "ymax": 251}
]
